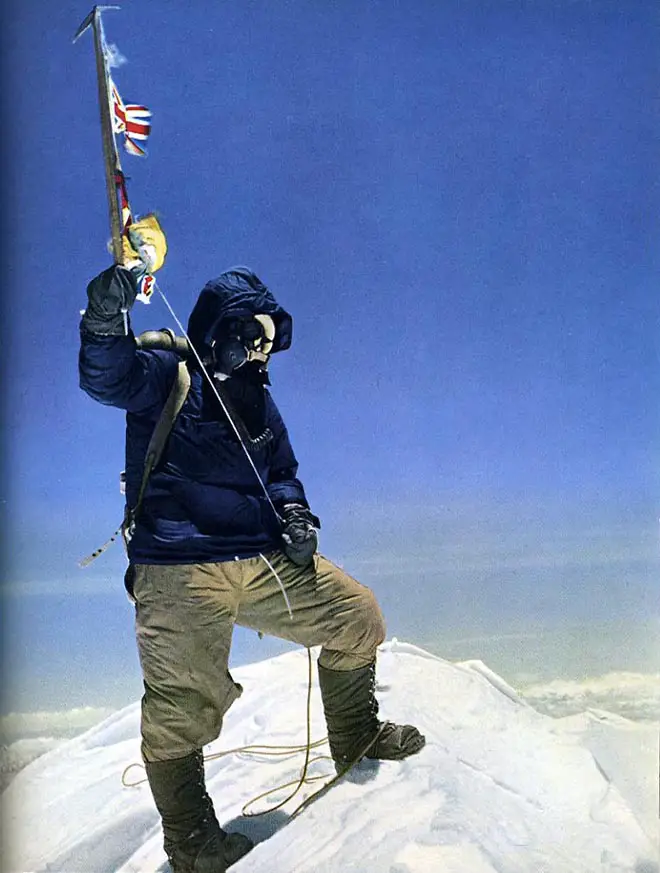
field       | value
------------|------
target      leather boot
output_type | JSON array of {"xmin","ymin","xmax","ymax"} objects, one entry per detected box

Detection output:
[
  {"xmin": 145, "ymin": 751, "xmax": 253, "ymax": 872},
  {"xmin": 317, "ymin": 662, "xmax": 426, "ymax": 771}
]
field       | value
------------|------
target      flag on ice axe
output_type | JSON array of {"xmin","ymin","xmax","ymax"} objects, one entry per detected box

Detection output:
[
  {"xmin": 74, "ymin": 5, "xmax": 165, "ymax": 301},
  {"xmin": 110, "ymin": 79, "xmax": 152, "ymax": 156}
]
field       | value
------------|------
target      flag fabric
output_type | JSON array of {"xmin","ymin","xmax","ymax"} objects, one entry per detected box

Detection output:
[
  {"xmin": 106, "ymin": 72, "xmax": 156, "ymax": 301},
  {"xmin": 113, "ymin": 168, "xmax": 155, "ymax": 302},
  {"xmin": 114, "ymin": 169, "xmax": 133, "ymax": 235},
  {"xmin": 137, "ymin": 273, "xmax": 156, "ymax": 303},
  {"xmin": 110, "ymin": 78, "xmax": 152, "ymax": 156}
]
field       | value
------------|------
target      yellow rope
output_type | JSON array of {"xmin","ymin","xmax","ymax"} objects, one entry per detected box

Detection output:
[
  {"xmin": 238, "ymin": 647, "xmax": 332, "ymax": 817},
  {"xmin": 121, "ymin": 648, "xmax": 337, "ymax": 816},
  {"xmin": 287, "ymin": 721, "xmax": 387, "ymax": 819}
]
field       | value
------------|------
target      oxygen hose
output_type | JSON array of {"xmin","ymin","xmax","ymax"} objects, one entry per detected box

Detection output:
[
  {"xmin": 79, "ymin": 283, "xmax": 284, "ymax": 567},
  {"xmin": 154, "ymin": 282, "xmax": 281, "ymax": 522}
]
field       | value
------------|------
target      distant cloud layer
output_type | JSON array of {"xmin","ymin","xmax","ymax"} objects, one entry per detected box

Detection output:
[
  {"xmin": 0, "ymin": 705, "xmax": 115, "ymax": 742},
  {"xmin": 0, "ymin": 738, "xmax": 62, "ymax": 792},
  {"xmin": 519, "ymin": 671, "xmax": 660, "ymax": 722},
  {"xmin": 1, "ymin": 706, "xmax": 116, "ymax": 790}
]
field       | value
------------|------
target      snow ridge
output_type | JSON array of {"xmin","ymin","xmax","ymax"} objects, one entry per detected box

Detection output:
[{"xmin": 3, "ymin": 642, "xmax": 658, "ymax": 873}]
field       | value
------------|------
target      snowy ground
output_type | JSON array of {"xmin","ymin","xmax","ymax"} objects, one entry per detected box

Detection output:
[{"xmin": 2, "ymin": 641, "xmax": 658, "ymax": 873}]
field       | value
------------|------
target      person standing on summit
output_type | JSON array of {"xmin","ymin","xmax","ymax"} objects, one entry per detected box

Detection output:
[{"xmin": 78, "ymin": 217, "xmax": 425, "ymax": 873}]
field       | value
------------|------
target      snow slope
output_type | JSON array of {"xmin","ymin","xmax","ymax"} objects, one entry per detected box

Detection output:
[{"xmin": 3, "ymin": 641, "xmax": 658, "ymax": 873}]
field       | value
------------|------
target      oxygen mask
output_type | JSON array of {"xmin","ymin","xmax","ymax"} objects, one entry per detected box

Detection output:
[{"xmin": 211, "ymin": 313, "xmax": 276, "ymax": 378}]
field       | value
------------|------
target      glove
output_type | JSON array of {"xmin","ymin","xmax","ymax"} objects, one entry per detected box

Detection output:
[
  {"xmin": 80, "ymin": 266, "xmax": 139, "ymax": 336},
  {"xmin": 121, "ymin": 213, "xmax": 167, "ymax": 274},
  {"xmin": 280, "ymin": 503, "xmax": 319, "ymax": 566}
]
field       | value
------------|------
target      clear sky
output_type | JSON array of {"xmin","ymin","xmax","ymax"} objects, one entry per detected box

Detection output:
[{"xmin": 2, "ymin": 0, "xmax": 659, "ymax": 714}]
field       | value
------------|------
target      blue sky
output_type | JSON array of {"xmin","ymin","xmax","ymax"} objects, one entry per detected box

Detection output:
[{"xmin": 3, "ymin": 0, "xmax": 659, "ymax": 713}]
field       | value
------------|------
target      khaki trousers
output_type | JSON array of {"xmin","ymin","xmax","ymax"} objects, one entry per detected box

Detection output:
[{"xmin": 132, "ymin": 552, "xmax": 386, "ymax": 761}]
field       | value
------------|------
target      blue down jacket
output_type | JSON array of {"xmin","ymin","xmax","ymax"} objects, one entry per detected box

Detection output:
[{"xmin": 79, "ymin": 267, "xmax": 312, "ymax": 564}]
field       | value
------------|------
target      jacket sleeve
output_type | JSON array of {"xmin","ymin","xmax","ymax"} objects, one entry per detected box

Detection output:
[
  {"xmin": 79, "ymin": 269, "xmax": 178, "ymax": 413},
  {"xmin": 265, "ymin": 394, "xmax": 316, "ymax": 516}
]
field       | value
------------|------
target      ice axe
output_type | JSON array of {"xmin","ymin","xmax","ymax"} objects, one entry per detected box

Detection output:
[
  {"xmin": 74, "ymin": 6, "xmax": 163, "ymax": 295},
  {"xmin": 74, "ymin": 6, "xmax": 124, "ymax": 263}
]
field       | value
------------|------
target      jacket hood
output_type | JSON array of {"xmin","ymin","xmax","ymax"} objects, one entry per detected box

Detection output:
[{"xmin": 187, "ymin": 267, "xmax": 292, "ymax": 361}]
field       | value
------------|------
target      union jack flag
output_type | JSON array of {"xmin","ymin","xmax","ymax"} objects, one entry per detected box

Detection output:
[{"xmin": 110, "ymin": 78, "xmax": 151, "ymax": 156}]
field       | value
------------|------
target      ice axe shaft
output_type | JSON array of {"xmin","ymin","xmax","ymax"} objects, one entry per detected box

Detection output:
[{"xmin": 74, "ymin": 6, "xmax": 123, "ymax": 263}]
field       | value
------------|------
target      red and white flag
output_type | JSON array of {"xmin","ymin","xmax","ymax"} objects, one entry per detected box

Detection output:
[{"xmin": 110, "ymin": 78, "xmax": 152, "ymax": 156}]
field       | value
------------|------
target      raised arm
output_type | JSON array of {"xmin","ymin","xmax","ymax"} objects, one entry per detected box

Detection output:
[{"xmin": 79, "ymin": 265, "xmax": 177, "ymax": 413}]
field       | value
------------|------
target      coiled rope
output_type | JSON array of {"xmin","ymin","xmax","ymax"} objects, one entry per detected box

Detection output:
[
  {"xmin": 121, "ymin": 648, "xmax": 334, "ymax": 817},
  {"xmin": 120, "ymin": 647, "xmax": 387, "ymax": 819},
  {"xmin": 94, "ymin": 284, "xmax": 381, "ymax": 817}
]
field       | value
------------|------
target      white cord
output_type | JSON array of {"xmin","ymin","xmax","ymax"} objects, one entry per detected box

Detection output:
[
  {"xmin": 154, "ymin": 279, "xmax": 280, "ymax": 521},
  {"xmin": 158, "ymin": 279, "xmax": 295, "ymax": 621},
  {"xmin": 259, "ymin": 552, "xmax": 294, "ymax": 620}
]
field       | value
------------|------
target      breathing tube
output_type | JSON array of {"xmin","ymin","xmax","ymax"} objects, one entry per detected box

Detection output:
[{"xmin": 135, "ymin": 328, "xmax": 273, "ymax": 452}]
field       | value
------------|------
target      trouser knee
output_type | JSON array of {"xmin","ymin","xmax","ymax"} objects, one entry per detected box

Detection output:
[
  {"xmin": 140, "ymin": 678, "xmax": 242, "ymax": 763},
  {"xmin": 320, "ymin": 586, "xmax": 386, "ymax": 671},
  {"xmin": 358, "ymin": 586, "xmax": 387, "ymax": 650}
]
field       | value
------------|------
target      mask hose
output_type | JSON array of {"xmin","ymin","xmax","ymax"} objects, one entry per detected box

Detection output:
[{"xmin": 154, "ymin": 280, "xmax": 282, "ymax": 524}]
